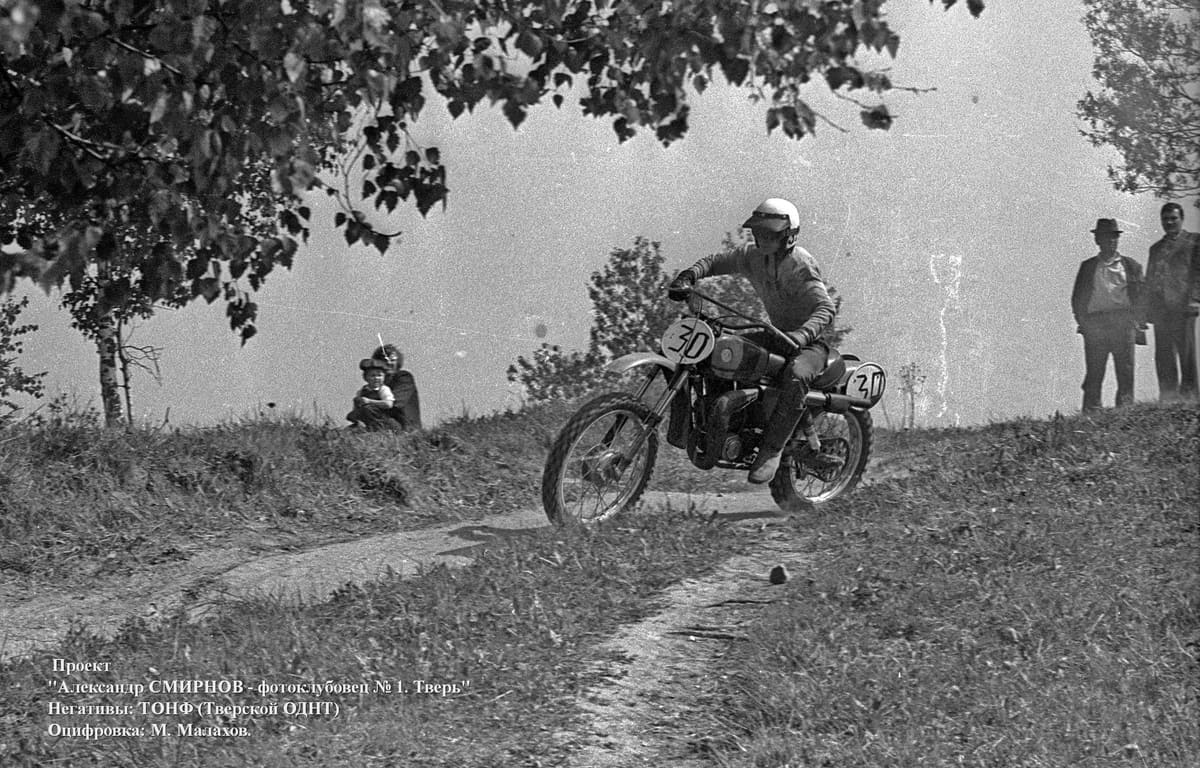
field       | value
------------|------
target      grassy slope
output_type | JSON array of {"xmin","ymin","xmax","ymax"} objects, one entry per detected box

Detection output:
[
  {"xmin": 702, "ymin": 403, "xmax": 1199, "ymax": 767},
  {"xmin": 0, "ymin": 404, "xmax": 568, "ymax": 585},
  {"xmin": 0, "ymin": 401, "xmax": 1196, "ymax": 767},
  {"xmin": 0, "ymin": 397, "xmax": 738, "ymax": 588}
]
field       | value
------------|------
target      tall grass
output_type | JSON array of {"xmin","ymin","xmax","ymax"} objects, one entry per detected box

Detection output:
[
  {"xmin": 0, "ymin": 392, "xmax": 754, "ymax": 586},
  {"xmin": 0, "ymin": 402, "xmax": 574, "ymax": 585}
]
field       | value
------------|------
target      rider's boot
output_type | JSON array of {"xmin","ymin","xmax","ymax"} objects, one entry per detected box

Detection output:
[{"xmin": 748, "ymin": 381, "xmax": 807, "ymax": 484}]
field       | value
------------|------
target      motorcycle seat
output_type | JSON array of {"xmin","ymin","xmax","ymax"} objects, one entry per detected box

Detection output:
[{"xmin": 810, "ymin": 348, "xmax": 846, "ymax": 389}]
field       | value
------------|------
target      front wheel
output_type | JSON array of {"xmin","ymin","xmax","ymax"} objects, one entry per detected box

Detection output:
[
  {"xmin": 541, "ymin": 392, "xmax": 659, "ymax": 525},
  {"xmin": 770, "ymin": 408, "xmax": 873, "ymax": 513}
]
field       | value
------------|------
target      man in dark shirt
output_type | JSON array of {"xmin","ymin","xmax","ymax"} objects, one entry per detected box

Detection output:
[{"xmin": 1143, "ymin": 202, "xmax": 1200, "ymax": 400}]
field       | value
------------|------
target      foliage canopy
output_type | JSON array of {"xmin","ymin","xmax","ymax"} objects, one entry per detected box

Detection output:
[
  {"xmin": 2, "ymin": 0, "xmax": 984, "ymax": 310},
  {"xmin": 0, "ymin": 296, "xmax": 46, "ymax": 420},
  {"xmin": 1077, "ymin": 0, "xmax": 1200, "ymax": 203}
]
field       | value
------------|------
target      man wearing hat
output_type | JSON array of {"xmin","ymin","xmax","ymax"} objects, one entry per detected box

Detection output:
[
  {"xmin": 1070, "ymin": 218, "xmax": 1145, "ymax": 412},
  {"xmin": 345, "ymin": 357, "xmax": 397, "ymax": 429}
]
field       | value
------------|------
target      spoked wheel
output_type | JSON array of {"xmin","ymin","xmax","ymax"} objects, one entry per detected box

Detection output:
[
  {"xmin": 770, "ymin": 409, "xmax": 873, "ymax": 513},
  {"xmin": 541, "ymin": 392, "xmax": 659, "ymax": 525}
]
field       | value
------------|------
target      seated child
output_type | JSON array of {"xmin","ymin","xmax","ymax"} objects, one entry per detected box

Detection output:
[{"xmin": 345, "ymin": 358, "xmax": 396, "ymax": 430}]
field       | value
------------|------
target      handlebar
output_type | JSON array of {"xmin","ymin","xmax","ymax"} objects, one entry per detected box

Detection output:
[{"xmin": 683, "ymin": 286, "xmax": 800, "ymax": 354}]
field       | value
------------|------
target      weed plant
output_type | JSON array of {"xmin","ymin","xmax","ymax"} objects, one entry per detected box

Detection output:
[{"xmin": 701, "ymin": 402, "xmax": 1200, "ymax": 766}]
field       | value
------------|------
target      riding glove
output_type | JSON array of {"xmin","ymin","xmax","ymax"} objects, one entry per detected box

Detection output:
[{"xmin": 667, "ymin": 271, "xmax": 695, "ymax": 301}]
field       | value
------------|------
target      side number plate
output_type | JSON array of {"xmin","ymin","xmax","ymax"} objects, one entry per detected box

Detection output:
[{"xmin": 846, "ymin": 362, "xmax": 886, "ymax": 405}]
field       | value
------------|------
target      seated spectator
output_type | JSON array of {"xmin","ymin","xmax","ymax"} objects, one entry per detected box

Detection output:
[
  {"xmin": 372, "ymin": 344, "xmax": 423, "ymax": 431},
  {"xmin": 346, "ymin": 358, "xmax": 397, "ymax": 430}
]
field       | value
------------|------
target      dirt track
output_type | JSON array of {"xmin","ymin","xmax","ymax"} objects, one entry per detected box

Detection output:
[
  {"xmin": 1, "ymin": 466, "xmax": 909, "ymax": 764},
  {"xmin": 0, "ymin": 489, "xmax": 785, "ymax": 663}
]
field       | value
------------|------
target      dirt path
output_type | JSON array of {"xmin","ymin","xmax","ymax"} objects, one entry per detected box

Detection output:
[{"xmin": 564, "ymin": 530, "xmax": 802, "ymax": 767}]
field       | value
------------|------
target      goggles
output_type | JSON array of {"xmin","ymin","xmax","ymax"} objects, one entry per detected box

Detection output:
[{"xmin": 741, "ymin": 210, "xmax": 791, "ymax": 232}]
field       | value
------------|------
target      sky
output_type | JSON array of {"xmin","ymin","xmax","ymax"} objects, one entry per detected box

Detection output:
[{"xmin": 10, "ymin": 0, "xmax": 1197, "ymax": 429}]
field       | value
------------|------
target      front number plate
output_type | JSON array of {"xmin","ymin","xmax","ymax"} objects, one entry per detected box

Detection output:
[{"xmin": 660, "ymin": 318, "xmax": 716, "ymax": 365}]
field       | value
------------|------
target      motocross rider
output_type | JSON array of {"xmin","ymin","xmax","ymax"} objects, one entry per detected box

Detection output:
[{"xmin": 667, "ymin": 198, "xmax": 836, "ymax": 484}]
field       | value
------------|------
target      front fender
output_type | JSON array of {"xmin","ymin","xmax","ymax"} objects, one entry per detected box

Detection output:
[{"xmin": 606, "ymin": 351, "xmax": 677, "ymax": 376}]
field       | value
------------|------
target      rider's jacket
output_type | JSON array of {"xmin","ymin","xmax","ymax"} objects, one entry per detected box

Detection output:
[{"xmin": 685, "ymin": 243, "xmax": 836, "ymax": 348}]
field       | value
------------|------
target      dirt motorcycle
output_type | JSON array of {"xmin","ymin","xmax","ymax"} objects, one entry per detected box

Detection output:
[{"xmin": 541, "ymin": 287, "xmax": 886, "ymax": 525}]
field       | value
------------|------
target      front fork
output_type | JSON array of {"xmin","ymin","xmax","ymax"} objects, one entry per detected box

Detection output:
[{"xmin": 607, "ymin": 366, "xmax": 690, "ymax": 467}]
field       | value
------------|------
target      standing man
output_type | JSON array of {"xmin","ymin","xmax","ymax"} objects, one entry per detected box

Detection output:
[
  {"xmin": 1142, "ymin": 202, "xmax": 1200, "ymax": 401},
  {"xmin": 1070, "ymin": 218, "xmax": 1145, "ymax": 412}
]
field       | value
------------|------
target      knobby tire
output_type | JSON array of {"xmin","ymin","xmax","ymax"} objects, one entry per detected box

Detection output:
[
  {"xmin": 769, "ymin": 408, "xmax": 873, "ymax": 513},
  {"xmin": 541, "ymin": 392, "xmax": 659, "ymax": 526}
]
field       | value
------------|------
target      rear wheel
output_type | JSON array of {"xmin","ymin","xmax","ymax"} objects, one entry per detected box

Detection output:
[
  {"xmin": 541, "ymin": 392, "xmax": 659, "ymax": 525},
  {"xmin": 770, "ymin": 409, "xmax": 872, "ymax": 513}
]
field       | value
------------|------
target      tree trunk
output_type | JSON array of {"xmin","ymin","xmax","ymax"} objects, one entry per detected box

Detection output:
[{"xmin": 95, "ymin": 311, "xmax": 125, "ymax": 426}]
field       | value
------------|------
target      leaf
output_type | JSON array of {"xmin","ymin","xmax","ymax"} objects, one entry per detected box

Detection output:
[
  {"xmin": 363, "ymin": 153, "xmax": 376, "ymax": 170},
  {"xmin": 860, "ymin": 105, "xmax": 893, "ymax": 130},
  {"xmin": 448, "ymin": 99, "xmax": 465, "ymax": 119},
  {"xmin": 199, "ymin": 277, "xmax": 221, "ymax": 303},
  {"xmin": 372, "ymin": 231, "xmax": 390, "ymax": 255},
  {"xmin": 149, "ymin": 92, "xmax": 169, "ymax": 124},
  {"xmin": 721, "ymin": 57, "xmax": 749, "ymax": 86},
  {"xmin": 284, "ymin": 51, "xmax": 307, "ymax": 82},
  {"xmin": 826, "ymin": 66, "xmax": 864, "ymax": 91},
  {"xmin": 279, "ymin": 209, "xmax": 303, "ymax": 234},
  {"xmin": 516, "ymin": 30, "xmax": 544, "ymax": 59},
  {"xmin": 503, "ymin": 99, "xmax": 527, "ymax": 128}
]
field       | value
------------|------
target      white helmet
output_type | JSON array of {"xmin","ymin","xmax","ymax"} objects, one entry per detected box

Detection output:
[{"xmin": 742, "ymin": 198, "xmax": 800, "ymax": 249}]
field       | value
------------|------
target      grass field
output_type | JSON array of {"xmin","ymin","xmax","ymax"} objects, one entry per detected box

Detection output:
[
  {"xmin": 1, "ymin": 399, "xmax": 1196, "ymax": 766},
  {"xmin": 701, "ymin": 403, "xmax": 1199, "ymax": 767}
]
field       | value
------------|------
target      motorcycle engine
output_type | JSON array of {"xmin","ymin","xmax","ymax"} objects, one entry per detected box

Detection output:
[
  {"xmin": 703, "ymin": 388, "xmax": 761, "ymax": 464},
  {"xmin": 718, "ymin": 434, "xmax": 745, "ymax": 462}
]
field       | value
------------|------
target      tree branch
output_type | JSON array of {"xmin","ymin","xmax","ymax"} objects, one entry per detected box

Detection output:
[{"xmin": 105, "ymin": 35, "xmax": 184, "ymax": 77}]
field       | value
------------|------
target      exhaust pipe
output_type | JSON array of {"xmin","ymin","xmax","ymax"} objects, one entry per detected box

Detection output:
[{"xmin": 805, "ymin": 390, "xmax": 872, "ymax": 412}]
